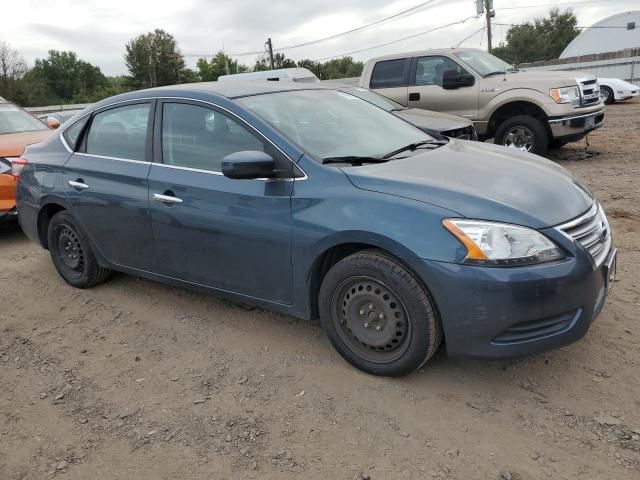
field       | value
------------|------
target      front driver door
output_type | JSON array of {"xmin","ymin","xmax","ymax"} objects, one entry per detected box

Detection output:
[
  {"xmin": 408, "ymin": 55, "xmax": 479, "ymax": 121},
  {"xmin": 147, "ymin": 100, "xmax": 294, "ymax": 304}
]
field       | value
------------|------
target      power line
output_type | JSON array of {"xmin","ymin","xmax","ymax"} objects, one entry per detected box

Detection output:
[
  {"xmin": 494, "ymin": 22, "xmax": 634, "ymax": 29},
  {"xmin": 497, "ymin": 0, "xmax": 620, "ymax": 10},
  {"xmin": 454, "ymin": 25, "xmax": 486, "ymax": 48},
  {"xmin": 312, "ymin": 16, "xmax": 479, "ymax": 62},
  {"xmin": 183, "ymin": 0, "xmax": 452, "ymax": 58}
]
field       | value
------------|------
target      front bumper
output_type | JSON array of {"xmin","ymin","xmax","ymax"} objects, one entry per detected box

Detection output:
[
  {"xmin": 616, "ymin": 88, "xmax": 640, "ymax": 101},
  {"xmin": 405, "ymin": 242, "xmax": 615, "ymax": 359},
  {"xmin": 548, "ymin": 109, "xmax": 605, "ymax": 141}
]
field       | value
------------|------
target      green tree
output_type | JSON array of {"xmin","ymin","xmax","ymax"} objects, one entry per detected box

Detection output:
[
  {"xmin": 254, "ymin": 53, "xmax": 297, "ymax": 71},
  {"xmin": 30, "ymin": 50, "xmax": 107, "ymax": 103},
  {"xmin": 492, "ymin": 8, "xmax": 581, "ymax": 64},
  {"xmin": 124, "ymin": 29, "xmax": 187, "ymax": 88},
  {"xmin": 197, "ymin": 51, "xmax": 248, "ymax": 81}
]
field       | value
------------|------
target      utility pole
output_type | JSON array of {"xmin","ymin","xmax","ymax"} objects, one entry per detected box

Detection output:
[
  {"xmin": 266, "ymin": 38, "xmax": 275, "ymax": 70},
  {"xmin": 484, "ymin": 0, "xmax": 495, "ymax": 52}
]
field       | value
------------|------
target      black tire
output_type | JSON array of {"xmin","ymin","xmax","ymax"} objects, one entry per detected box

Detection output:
[
  {"xmin": 47, "ymin": 211, "xmax": 111, "ymax": 288},
  {"xmin": 548, "ymin": 139, "xmax": 568, "ymax": 150},
  {"xmin": 318, "ymin": 250, "xmax": 442, "ymax": 377},
  {"xmin": 495, "ymin": 115, "xmax": 549, "ymax": 156},
  {"xmin": 600, "ymin": 86, "xmax": 614, "ymax": 105}
]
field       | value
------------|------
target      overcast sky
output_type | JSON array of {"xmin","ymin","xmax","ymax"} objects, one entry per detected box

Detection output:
[{"xmin": 4, "ymin": 0, "xmax": 638, "ymax": 75}]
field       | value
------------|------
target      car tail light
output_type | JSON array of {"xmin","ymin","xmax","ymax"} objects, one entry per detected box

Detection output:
[{"xmin": 11, "ymin": 158, "xmax": 28, "ymax": 178}]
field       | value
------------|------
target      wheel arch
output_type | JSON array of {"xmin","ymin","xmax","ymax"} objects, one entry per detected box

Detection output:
[
  {"xmin": 305, "ymin": 233, "xmax": 427, "ymax": 320},
  {"xmin": 37, "ymin": 197, "xmax": 72, "ymax": 249},
  {"xmin": 486, "ymin": 100, "xmax": 550, "ymax": 139}
]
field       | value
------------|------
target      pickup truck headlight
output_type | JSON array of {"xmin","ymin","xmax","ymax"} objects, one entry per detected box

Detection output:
[
  {"xmin": 550, "ymin": 86, "xmax": 581, "ymax": 107},
  {"xmin": 443, "ymin": 219, "xmax": 564, "ymax": 266}
]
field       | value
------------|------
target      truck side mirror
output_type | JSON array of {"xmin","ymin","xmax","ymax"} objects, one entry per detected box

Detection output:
[{"xmin": 442, "ymin": 70, "xmax": 475, "ymax": 90}]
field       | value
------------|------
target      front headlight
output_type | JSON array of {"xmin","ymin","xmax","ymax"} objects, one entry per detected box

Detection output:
[
  {"xmin": 443, "ymin": 219, "xmax": 564, "ymax": 266},
  {"xmin": 550, "ymin": 86, "xmax": 581, "ymax": 107}
]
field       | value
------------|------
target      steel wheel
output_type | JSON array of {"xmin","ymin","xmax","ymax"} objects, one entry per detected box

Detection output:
[
  {"xmin": 53, "ymin": 224, "xmax": 85, "ymax": 280},
  {"xmin": 503, "ymin": 126, "xmax": 535, "ymax": 152},
  {"xmin": 331, "ymin": 276, "xmax": 411, "ymax": 364}
]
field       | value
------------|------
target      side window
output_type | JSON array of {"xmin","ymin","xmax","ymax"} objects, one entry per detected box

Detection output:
[
  {"xmin": 85, "ymin": 103, "xmax": 150, "ymax": 161},
  {"xmin": 62, "ymin": 115, "xmax": 90, "ymax": 151},
  {"xmin": 415, "ymin": 56, "xmax": 467, "ymax": 87},
  {"xmin": 162, "ymin": 102, "xmax": 264, "ymax": 172},
  {"xmin": 370, "ymin": 59, "xmax": 408, "ymax": 89}
]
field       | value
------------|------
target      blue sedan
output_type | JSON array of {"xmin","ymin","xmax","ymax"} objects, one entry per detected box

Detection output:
[{"xmin": 15, "ymin": 82, "xmax": 616, "ymax": 376}]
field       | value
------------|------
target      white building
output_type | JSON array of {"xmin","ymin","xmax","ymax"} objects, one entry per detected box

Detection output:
[{"xmin": 561, "ymin": 11, "xmax": 640, "ymax": 58}]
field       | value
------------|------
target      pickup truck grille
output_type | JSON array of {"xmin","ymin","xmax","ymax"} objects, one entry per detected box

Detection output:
[
  {"xmin": 578, "ymin": 79, "xmax": 601, "ymax": 107},
  {"xmin": 556, "ymin": 203, "xmax": 611, "ymax": 267}
]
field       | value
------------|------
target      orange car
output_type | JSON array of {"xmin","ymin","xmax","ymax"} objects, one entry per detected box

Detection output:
[{"xmin": 0, "ymin": 98, "xmax": 57, "ymax": 221}]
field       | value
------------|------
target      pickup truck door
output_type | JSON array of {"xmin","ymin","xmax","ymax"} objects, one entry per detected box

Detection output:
[
  {"xmin": 365, "ymin": 58, "xmax": 410, "ymax": 106},
  {"xmin": 406, "ymin": 56, "xmax": 479, "ymax": 121}
]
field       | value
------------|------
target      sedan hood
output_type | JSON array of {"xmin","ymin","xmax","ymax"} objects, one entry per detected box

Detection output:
[
  {"xmin": 0, "ymin": 130, "xmax": 52, "ymax": 157},
  {"xmin": 342, "ymin": 140, "xmax": 594, "ymax": 229},
  {"xmin": 394, "ymin": 109, "xmax": 472, "ymax": 132}
]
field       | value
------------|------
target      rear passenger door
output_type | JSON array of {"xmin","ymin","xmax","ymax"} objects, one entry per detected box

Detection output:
[
  {"xmin": 367, "ymin": 58, "xmax": 410, "ymax": 106},
  {"xmin": 408, "ymin": 56, "xmax": 479, "ymax": 120},
  {"xmin": 147, "ymin": 100, "xmax": 294, "ymax": 304},
  {"xmin": 62, "ymin": 101, "xmax": 156, "ymax": 271}
]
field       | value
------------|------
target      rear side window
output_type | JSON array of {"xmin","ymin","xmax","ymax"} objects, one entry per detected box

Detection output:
[
  {"xmin": 85, "ymin": 103, "xmax": 150, "ymax": 161},
  {"xmin": 370, "ymin": 59, "xmax": 408, "ymax": 89},
  {"xmin": 62, "ymin": 115, "xmax": 90, "ymax": 151}
]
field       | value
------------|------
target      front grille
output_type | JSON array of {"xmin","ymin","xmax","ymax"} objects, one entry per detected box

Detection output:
[
  {"xmin": 577, "ymin": 78, "xmax": 601, "ymax": 107},
  {"xmin": 556, "ymin": 203, "xmax": 611, "ymax": 266},
  {"xmin": 492, "ymin": 309, "xmax": 580, "ymax": 344}
]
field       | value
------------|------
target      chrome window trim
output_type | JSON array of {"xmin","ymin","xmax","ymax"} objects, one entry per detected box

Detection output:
[
  {"xmin": 75, "ymin": 152, "xmax": 152, "ymax": 165},
  {"xmin": 58, "ymin": 95, "xmax": 308, "ymax": 181}
]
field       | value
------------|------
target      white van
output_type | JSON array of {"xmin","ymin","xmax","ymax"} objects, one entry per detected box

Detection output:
[{"xmin": 217, "ymin": 68, "xmax": 320, "ymax": 83}]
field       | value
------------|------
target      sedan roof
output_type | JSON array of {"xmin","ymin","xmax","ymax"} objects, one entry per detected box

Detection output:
[{"xmin": 149, "ymin": 80, "xmax": 329, "ymax": 99}]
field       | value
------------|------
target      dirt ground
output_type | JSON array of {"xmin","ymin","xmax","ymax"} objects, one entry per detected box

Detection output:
[{"xmin": 1, "ymin": 99, "xmax": 639, "ymax": 480}]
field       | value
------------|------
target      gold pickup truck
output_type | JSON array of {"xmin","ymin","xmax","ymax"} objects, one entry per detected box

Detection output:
[{"xmin": 359, "ymin": 48, "xmax": 605, "ymax": 155}]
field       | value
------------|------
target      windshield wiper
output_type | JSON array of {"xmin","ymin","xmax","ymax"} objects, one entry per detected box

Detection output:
[
  {"xmin": 321, "ymin": 156, "xmax": 390, "ymax": 165},
  {"xmin": 381, "ymin": 140, "xmax": 446, "ymax": 159},
  {"xmin": 483, "ymin": 71, "xmax": 506, "ymax": 77}
]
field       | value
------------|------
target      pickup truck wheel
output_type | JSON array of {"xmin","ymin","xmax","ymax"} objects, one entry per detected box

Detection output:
[
  {"xmin": 600, "ymin": 86, "xmax": 614, "ymax": 105},
  {"xmin": 318, "ymin": 250, "xmax": 442, "ymax": 377},
  {"xmin": 47, "ymin": 211, "xmax": 111, "ymax": 289},
  {"xmin": 495, "ymin": 115, "xmax": 548, "ymax": 156}
]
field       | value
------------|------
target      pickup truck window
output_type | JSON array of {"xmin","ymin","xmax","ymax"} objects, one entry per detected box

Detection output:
[
  {"xmin": 370, "ymin": 59, "xmax": 408, "ymax": 89},
  {"xmin": 453, "ymin": 50, "xmax": 514, "ymax": 77},
  {"xmin": 415, "ymin": 56, "xmax": 467, "ymax": 87}
]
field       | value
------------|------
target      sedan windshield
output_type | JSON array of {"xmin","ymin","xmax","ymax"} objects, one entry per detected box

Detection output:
[
  {"xmin": 0, "ymin": 103, "xmax": 48, "ymax": 135},
  {"xmin": 454, "ymin": 50, "xmax": 516, "ymax": 77},
  {"xmin": 238, "ymin": 90, "xmax": 431, "ymax": 160}
]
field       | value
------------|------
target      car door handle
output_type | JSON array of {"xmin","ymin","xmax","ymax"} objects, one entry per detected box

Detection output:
[
  {"xmin": 68, "ymin": 180, "xmax": 90, "ymax": 190},
  {"xmin": 409, "ymin": 92, "xmax": 420, "ymax": 101},
  {"xmin": 153, "ymin": 193, "xmax": 183, "ymax": 205}
]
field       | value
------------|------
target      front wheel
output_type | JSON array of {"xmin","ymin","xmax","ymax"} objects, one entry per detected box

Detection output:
[
  {"xmin": 600, "ymin": 86, "xmax": 614, "ymax": 105},
  {"xmin": 47, "ymin": 211, "xmax": 111, "ymax": 288},
  {"xmin": 318, "ymin": 251, "xmax": 442, "ymax": 376},
  {"xmin": 495, "ymin": 115, "xmax": 549, "ymax": 156}
]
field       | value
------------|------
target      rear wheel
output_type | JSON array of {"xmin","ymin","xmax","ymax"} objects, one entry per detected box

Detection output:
[
  {"xmin": 600, "ymin": 86, "xmax": 614, "ymax": 105},
  {"xmin": 318, "ymin": 250, "xmax": 442, "ymax": 377},
  {"xmin": 495, "ymin": 115, "xmax": 549, "ymax": 156},
  {"xmin": 47, "ymin": 211, "xmax": 111, "ymax": 288}
]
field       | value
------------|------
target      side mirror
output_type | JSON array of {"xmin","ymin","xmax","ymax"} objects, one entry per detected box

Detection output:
[
  {"xmin": 222, "ymin": 151, "xmax": 275, "ymax": 179},
  {"xmin": 46, "ymin": 117, "xmax": 61, "ymax": 129},
  {"xmin": 442, "ymin": 70, "xmax": 475, "ymax": 90}
]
